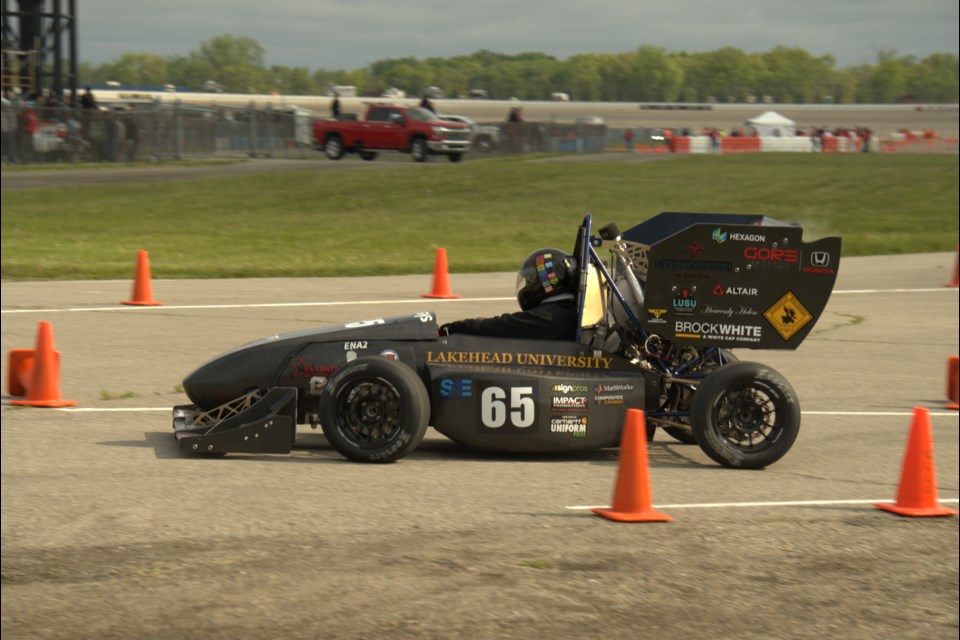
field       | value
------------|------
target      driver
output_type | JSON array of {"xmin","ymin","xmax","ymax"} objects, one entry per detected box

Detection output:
[{"xmin": 439, "ymin": 248, "xmax": 579, "ymax": 340}]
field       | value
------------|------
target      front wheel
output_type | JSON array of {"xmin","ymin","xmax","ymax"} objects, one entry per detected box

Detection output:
[
  {"xmin": 318, "ymin": 357, "xmax": 429, "ymax": 463},
  {"xmin": 691, "ymin": 362, "xmax": 800, "ymax": 469},
  {"xmin": 410, "ymin": 138, "xmax": 428, "ymax": 162},
  {"xmin": 324, "ymin": 135, "xmax": 344, "ymax": 160}
]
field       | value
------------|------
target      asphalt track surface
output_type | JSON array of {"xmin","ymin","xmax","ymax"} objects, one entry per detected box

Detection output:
[{"xmin": 2, "ymin": 245, "xmax": 958, "ymax": 639}]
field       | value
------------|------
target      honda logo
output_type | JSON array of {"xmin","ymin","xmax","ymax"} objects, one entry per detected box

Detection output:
[{"xmin": 810, "ymin": 251, "xmax": 830, "ymax": 267}]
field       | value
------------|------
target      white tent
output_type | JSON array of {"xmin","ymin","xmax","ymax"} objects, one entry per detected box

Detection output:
[{"xmin": 746, "ymin": 111, "xmax": 796, "ymax": 137}]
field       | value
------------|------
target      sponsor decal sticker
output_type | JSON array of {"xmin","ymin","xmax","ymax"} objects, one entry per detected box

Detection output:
[
  {"xmin": 552, "ymin": 396, "xmax": 588, "ymax": 411},
  {"xmin": 713, "ymin": 284, "xmax": 759, "ymax": 297},
  {"xmin": 594, "ymin": 383, "xmax": 634, "ymax": 393},
  {"xmin": 291, "ymin": 357, "xmax": 338, "ymax": 379},
  {"xmin": 675, "ymin": 321, "xmax": 763, "ymax": 343},
  {"xmin": 380, "ymin": 349, "xmax": 400, "ymax": 360},
  {"xmin": 764, "ymin": 291, "xmax": 813, "ymax": 340},
  {"xmin": 427, "ymin": 351, "xmax": 613, "ymax": 369},
  {"xmin": 439, "ymin": 378, "xmax": 473, "ymax": 398},
  {"xmin": 550, "ymin": 415, "xmax": 588, "ymax": 437}
]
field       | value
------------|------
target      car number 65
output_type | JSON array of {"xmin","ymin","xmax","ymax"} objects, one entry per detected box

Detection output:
[{"xmin": 481, "ymin": 386, "xmax": 535, "ymax": 428}]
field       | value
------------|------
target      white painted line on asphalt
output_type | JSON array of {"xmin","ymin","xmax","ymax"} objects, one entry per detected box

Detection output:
[
  {"xmin": 566, "ymin": 498, "xmax": 960, "ymax": 511},
  {"xmin": 833, "ymin": 288, "xmax": 957, "ymax": 294},
  {"xmin": 0, "ymin": 297, "xmax": 516, "ymax": 314},
  {"xmin": 3, "ymin": 286, "xmax": 956, "ymax": 315}
]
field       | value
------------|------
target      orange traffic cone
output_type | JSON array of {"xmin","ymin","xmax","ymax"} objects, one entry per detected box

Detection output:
[
  {"xmin": 946, "ymin": 245, "xmax": 958, "ymax": 288},
  {"xmin": 421, "ymin": 247, "xmax": 461, "ymax": 299},
  {"xmin": 122, "ymin": 250, "xmax": 163, "ymax": 306},
  {"xmin": 875, "ymin": 407, "xmax": 957, "ymax": 517},
  {"xmin": 593, "ymin": 409, "xmax": 672, "ymax": 522},
  {"xmin": 8, "ymin": 321, "xmax": 78, "ymax": 407},
  {"xmin": 946, "ymin": 356, "xmax": 959, "ymax": 410}
]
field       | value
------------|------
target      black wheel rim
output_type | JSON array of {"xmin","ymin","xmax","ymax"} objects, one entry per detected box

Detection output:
[
  {"xmin": 335, "ymin": 377, "xmax": 404, "ymax": 448},
  {"xmin": 711, "ymin": 382, "xmax": 783, "ymax": 451}
]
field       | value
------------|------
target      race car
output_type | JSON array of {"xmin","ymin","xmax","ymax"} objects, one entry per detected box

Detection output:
[{"xmin": 172, "ymin": 212, "xmax": 841, "ymax": 469}]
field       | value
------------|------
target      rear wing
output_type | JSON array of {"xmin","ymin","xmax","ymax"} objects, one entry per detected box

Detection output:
[
  {"xmin": 577, "ymin": 212, "xmax": 841, "ymax": 351},
  {"xmin": 634, "ymin": 213, "xmax": 841, "ymax": 349}
]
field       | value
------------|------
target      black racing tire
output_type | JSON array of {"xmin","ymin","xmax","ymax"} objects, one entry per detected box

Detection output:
[
  {"xmin": 410, "ymin": 137, "xmax": 428, "ymax": 162},
  {"xmin": 324, "ymin": 135, "xmax": 344, "ymax": 160},
  {"xmin": 318, "ymin": 357, "xmax": 429, "ymax": 463},
  {"xmin": 691, "ymin": 362, "xmax": 800, "ymax": 469},
  {"xmin": 662, "ymin": 349, "xmax": 738, "ymax": 445},
  {"xmin": 359, "ymin": 150, "xmax": 378, "ymax": 161},
  {"xmin": 447, "ymin": 153, "xmax": 464, "ymax": 163}
]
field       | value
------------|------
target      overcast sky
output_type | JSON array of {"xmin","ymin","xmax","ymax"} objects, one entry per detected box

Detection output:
[{"xmin": 77, "ymin": 0, "xmax": 959, "ymax": 70}]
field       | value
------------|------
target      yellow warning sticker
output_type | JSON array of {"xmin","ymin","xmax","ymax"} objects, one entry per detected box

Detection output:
[{"xmin": 764, "ymin": 291, "xmax": 813, "ymax": 341}]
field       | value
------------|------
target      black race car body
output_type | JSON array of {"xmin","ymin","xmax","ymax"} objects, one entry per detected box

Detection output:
[{"xmin": 174, "ymin": 212, "xmax": 841, "ymax": 468}]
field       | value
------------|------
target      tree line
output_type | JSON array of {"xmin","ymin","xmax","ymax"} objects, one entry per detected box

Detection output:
[{"xmin": 79, "ymin": 34, "xmax": 959, "ymax": 104}]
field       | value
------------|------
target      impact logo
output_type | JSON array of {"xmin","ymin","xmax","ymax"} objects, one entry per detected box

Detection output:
[
  {"xmin": 552, "ymin": 396, "xmax": 588, "ymax": 411},
  {"xmin": 438, "ymin": 378, "xmax": 473, "ymax": 399}
]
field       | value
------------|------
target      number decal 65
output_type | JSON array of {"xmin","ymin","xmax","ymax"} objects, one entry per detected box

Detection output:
[{"xmin": 480, "ymin": 386, "xmax": 535, "ymax": 428}]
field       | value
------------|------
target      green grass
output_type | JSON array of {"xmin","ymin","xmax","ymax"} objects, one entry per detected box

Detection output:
[{"xmin": 2, "ymin": 153, "xmax": 957, "ymax": 280}]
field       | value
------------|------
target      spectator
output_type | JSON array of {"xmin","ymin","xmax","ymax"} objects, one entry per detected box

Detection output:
[
  {"xmin": 331, "ymin": 92, "xmax": 340, "ymax": 118},
  {"xmin": 419, "ymin": 95, "xmax": 435, "ymax": 113},
  {"xmin": 80, "ymin": 87, "xmax": 97, "ymax": 110},
  {"xmin": 624, "ymin": 128, "xmax": 634, "ymax": 152},
  {"xmin": 2, "ymin": 91, "xmax": 18, "ymax": 165}
]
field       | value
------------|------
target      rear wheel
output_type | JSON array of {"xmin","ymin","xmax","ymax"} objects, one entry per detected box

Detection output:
[
  {"xmin": 324, "ymin": 135, "xmax": 344, "ymax": 160},
  {"xmin": 319, "ymin": 357, "xmax": 429, "ymax": 463},
  {"xmin": 410, "ymin": 138, "xmax": 428, "ymax": 162},
  {"xmin": 691, "ymin": 362, "xmax": 800, "ymax": 469}
]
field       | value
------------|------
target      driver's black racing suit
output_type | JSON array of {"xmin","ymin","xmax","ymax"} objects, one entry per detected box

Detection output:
[{"xmin": 439, "ymin": 294, "xmax": 578, "ymax": 341}]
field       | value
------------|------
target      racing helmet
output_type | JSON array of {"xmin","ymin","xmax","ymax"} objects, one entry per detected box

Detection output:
[{"xmin": 515, "ymin": 248, "xmax": 577, "ymax": 311}]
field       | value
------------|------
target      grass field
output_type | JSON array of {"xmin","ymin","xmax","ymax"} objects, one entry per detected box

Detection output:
[{"xmin": 2, "ymin": 153, "xmax": 957, "ymax": 280}]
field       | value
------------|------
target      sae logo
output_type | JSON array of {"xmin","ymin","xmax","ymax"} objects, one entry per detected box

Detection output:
[{"xmin": 439, "ymin": 378, "xmax": 473, "ymax": 399}]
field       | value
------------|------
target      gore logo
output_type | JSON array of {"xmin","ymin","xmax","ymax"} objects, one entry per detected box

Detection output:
[{"xmin": 743, "ymin": 247, "xmax": 798, "ymax": 262}]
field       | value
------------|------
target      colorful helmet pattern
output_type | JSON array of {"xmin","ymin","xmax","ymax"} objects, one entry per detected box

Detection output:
[{"xmin": 515, "ymin": 248, "xmax": 577, "ymax": 311}]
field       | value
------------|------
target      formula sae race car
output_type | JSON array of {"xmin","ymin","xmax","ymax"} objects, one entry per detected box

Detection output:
[{"xmin": 172, "ymin": 212, "xmax": 841, "ymax": 469}]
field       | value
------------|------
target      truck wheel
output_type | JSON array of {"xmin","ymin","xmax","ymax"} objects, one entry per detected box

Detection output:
[
  {"xmin": 691, "ymin": 362, "xmax": 800, "ymax": 469},
  {"xmin": 359, "ymin": 151, "xmax": 378, "ymax": 161},
  {"xmin": 324, "ymin": 135, "xmax": 344, "ymax": 160},
  {"xmin": 318, "ymin": 357, "xmax": 430, "ymax": 463},
  {"xmin": 447, "ymin": 153, "xmax": 464, "ymax": 163},
  {"xmin": 410, "ymin": 138, "xmax": 428, "ymax": 162}
]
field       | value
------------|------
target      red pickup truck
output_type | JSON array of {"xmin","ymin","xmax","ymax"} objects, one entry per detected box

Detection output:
[{"xmin": 313, "ymin": 104, "xmax": 471, "ymax": 162}]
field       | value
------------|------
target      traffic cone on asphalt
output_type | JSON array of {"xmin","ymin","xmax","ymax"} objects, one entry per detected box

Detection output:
[
  {"xmin": 122, "ymin": 250, "xmax": 163, "ymax": 306},
  {"xmin": 422, "ymin": 247, "xmax": 461, "ymax": 299},
  {"xmin": 593, "ymin": 409, "xmax": 672, "ymax": 523},
  {"xmin": 875, "ymin": 407, "xmax": 957, "ymax": 517},
  {"xmin": 946, "ymin": 356, "xmax": 959, "ymax": 410},
  {"xmin": 9, "ymin": 321, "xmax": 78, "ymax": 408},
  {"xmin": 946, "ymin": 245, "xmax": 958, "ymax": 288}
]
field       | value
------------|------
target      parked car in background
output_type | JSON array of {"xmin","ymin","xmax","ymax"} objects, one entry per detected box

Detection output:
[
  {"xmin": 437, "ymin": 114, "xmax": 501, "ymax": 153},
  {"xmin": 313, "ymin": 104, "xmax": 471, "ymax": 162}
]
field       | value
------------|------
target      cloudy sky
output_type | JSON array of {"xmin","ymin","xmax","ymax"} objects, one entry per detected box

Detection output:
[{"xmin": 77, "ymin": 0, "xmax": 958, "ymax": 70}]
